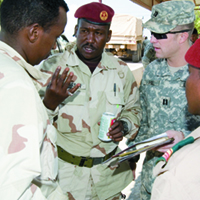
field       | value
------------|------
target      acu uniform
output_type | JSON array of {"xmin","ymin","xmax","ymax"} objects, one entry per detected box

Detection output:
[
  {"xmin": 130, "ymin": 1, "xmax": 200, "ymax": 199},
  {"xmin": 151, "ymin": 37, "xmax": 200, "ymax": 200},
  {"xmin": 38, "ymin": 3, "xmax": 142, "ymax": 200},
  {"xmin": 142, "ymin": 42, "xmax": 156, "ymax": 68},
  {"xmin": 135, "ymin": 58, "xmax": 200, "ymax": 198}
]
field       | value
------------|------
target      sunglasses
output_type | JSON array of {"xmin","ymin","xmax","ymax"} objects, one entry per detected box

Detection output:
[{"xmin": 151, "ymin": 29, "xmax": 191, "ymax": 40}]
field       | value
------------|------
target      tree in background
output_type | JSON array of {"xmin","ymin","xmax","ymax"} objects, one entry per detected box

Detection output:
[{"xmin": 194, "ymin": 7, "xmax": 200, "ymax": 34}]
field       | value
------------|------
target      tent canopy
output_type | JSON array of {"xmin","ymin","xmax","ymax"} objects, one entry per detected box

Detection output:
[{"xmin": 129, "ymin": 0, "xmax": 200, "ymax": 10}]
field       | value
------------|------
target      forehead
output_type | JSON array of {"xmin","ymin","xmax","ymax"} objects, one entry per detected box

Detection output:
[
  {"xmin": 56, "ymin": 7, "xmax": 67, "ymax": 28},
  {"xmin": 47, "ymin": 7, "xmax": 67, "ymax": 34},
  {"xmin": 78, "ymin": 19, "xmax": 108, "ymax": 31}
]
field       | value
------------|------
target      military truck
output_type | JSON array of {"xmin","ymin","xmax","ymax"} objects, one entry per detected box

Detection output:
[{"xmin": 105, "ymin": 14, "xmax": 143, "ymax": 62}]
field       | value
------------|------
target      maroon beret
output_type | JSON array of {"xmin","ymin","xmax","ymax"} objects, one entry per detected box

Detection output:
[
  {"xmin": 74, "ymin": 2, "xmax": 114, "ymax": 25},
  {"xmin": 185, "ymin": 39, "xmax": 200, "ymax": 68}
]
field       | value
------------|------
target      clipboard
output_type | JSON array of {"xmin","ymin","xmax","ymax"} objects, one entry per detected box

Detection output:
[{"xmin": 103, "ymin": 132, "xmax": 174, "ymax": 167}]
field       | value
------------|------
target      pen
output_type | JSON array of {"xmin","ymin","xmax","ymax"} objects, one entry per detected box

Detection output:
[{"xmin": 114, "ymin": 83, "xmax": 116, "ymax": 96}]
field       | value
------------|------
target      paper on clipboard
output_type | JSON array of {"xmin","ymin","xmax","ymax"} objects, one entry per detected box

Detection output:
[{"xmin": 103, "ymin": 132, "xmax": 174, "ymax": 167}]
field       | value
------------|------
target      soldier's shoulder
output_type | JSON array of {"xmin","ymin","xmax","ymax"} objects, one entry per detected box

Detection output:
[
  {"xmin": 45, "ymin": 53, "xmax": 64, "ymax": 64},
  {"xmin": 146, "ymin": 58, "xmax": 164, "ymax": 70},
  {"xmin": 104, "ymin": 52, "xmax": 128, "ymax": 67}
]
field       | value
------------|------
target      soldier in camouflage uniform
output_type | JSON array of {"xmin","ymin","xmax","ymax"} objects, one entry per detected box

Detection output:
[
  {"xmin": 0, "ymin": 0, "xmax": 77, "ymax": 199},
  {"xmin": 130, "ymin": 1, "xmax": 200, "ymax": 200},
  {"xmin": 151, "ymin": 38, "xmax": 200, "ymax": 200},
  {"xmin": 142, "ymin": 37, "xmax": 150, "ymax": 55},
  {"xmin": 142, "ymin": 42, "xmax": 156, "ymax": 68},
  {"xmin": 37, "ymin": 2, "xmax": 142, "ymax": 200}
]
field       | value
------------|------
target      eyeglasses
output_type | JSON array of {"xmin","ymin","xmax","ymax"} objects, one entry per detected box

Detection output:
[{"xmin": 151, "ymin": 29, "xmax": 191, "ymax": 40}]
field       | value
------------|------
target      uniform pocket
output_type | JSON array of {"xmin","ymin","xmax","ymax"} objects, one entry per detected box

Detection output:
[
  {"xmin": 105, "ymin": 91, "xmax": 125, "ymax": 115},
  {"xmin": 57, "ymin": 91, "xmax": 85, "ymax": 133}
]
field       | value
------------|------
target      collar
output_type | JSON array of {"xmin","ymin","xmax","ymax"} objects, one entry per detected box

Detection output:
[
  {"xmin": 156, "ymin": 59, "xmax": 188, "ymax": 81},
  {"xmin": 0, "ymin": 41, "xmax": 50, "ymax": 84}
]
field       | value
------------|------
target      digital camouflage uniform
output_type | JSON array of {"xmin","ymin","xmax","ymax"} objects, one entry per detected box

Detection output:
[
  {"xmin": 144, "ymin": 1, "xmax": 195, "ymax": 34},
  {"xmin": 142, "ymin": 39, "xmax": 150, "ymax": 55},
  {"xmin": 135, "ymin": 59, "xmax": 200, "ymax": 200},
  {"xmin": 0, "ymin": 41, "xmax": 67, "ymax": 199},
  {"xmin": 37, "ymin": 41, "xmax": 142, "ymax": 200},
  {"xmin": 142, "ymin": 42, "xmax": 156, "ymax": 68},
  {"xmin": 131, "ymin": 1, "xmax": 198, "ymax": 199},
  {"xmin": 151, "ymin": 37, "xmax": 200, "ymax": 200}
]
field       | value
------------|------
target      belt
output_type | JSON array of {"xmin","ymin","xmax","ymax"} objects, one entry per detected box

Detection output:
[{"xmin": 57, "ymin": 146, "xmax": 117, "ymax": 168}]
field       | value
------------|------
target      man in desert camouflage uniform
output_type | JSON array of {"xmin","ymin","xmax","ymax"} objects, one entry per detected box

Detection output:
[
  {"xmin": 130, "ymin": 1, "xmax": 200, "ymax": 200},
  {"xmin": 38, "ymin": 2, "xmax": 142, "ymax": 200},
  {"xmin": 0, "ymin": 0, "xmax": 80, "ymax": 199}
]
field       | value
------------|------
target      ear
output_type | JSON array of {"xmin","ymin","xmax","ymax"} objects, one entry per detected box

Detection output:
[
  {"xmin": 179, "ymin": 32, "xmax": 189, "ymax": 44},
  {"xmin": 74, "ymin": 25, "xmax": 78, "ymax": 38},
  {"xmin": 27, "ymin": 23, "xmax": 40, "ymax": 43},
  {"xmin": 106, "ymin": 30, "xmax": 112, "ymax": 43}
]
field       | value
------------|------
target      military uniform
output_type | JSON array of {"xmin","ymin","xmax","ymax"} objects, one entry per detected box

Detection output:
[
  {"xmin": 142, "ymin": 42, "xmax": 156, "ymax": 68},
  {"xmin": 130, "ymin": 1, "xmax": 199, "ymax": 199},
  {"xmin": 150, "ymin": 34, "xmax": 200, "ymax": 200},
  {"xmin": 0, "ymin": 41, "xmax": 66, "ymax": 199},
  {"xmin": 142, "ymin": 39, "xmax": 150, "ymax": 55},
  {"xmin": 134, "ymin": 58, "xmax": 200, "ymax": 199},
  {"xmin": 38, "ymin": 41, "xmax": 142, "ymax": 200},
  {"xmin": 151, "ymin": 126, "xmax": 200, "ymax": 200}
]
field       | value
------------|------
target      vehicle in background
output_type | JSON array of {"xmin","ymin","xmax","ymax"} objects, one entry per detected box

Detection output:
[{"xmin": 105, "ymin": 14, "xmax": 143, "ymax": 62}]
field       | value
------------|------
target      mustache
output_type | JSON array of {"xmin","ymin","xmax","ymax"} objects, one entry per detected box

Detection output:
[{"xmin": 83, "ymin": 43, "xmax": 96, "ymax": 50}]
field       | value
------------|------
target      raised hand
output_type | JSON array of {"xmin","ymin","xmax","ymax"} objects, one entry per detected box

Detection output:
[{"xmin": 43, "ymin": 66, "xmax": 80, "ymax": 110}]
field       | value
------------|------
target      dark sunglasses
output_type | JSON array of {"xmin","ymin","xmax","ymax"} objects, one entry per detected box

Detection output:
[{"xmin": 151, "ymin": 29, "xmax": 191, "ymax": 40}]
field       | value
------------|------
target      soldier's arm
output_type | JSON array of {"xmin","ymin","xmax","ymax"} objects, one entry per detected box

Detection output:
[{"xmin": 117, "ymin": 64, "xmax": 142, "ymax": 140}]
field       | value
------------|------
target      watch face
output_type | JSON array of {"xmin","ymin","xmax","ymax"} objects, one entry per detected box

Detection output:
[{"xmin": 122, "ymin": 121, "xmax": 128, "ymax": 133}]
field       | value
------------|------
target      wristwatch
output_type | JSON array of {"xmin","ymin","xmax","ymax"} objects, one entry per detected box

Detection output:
[{"xmin": 121, "ymin": 120, "xmax": 129, "ymax": 135}]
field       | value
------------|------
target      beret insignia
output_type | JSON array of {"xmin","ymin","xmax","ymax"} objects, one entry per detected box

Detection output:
[{"xmin": 100, "ymin": 11, "xmax": 108, "ymax": 21}]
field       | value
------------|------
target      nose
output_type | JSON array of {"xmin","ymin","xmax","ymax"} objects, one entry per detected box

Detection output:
[
  {"xmin": 87, "ymin": 32, "xmax": 95, "ymax": 43},
  {"xmin": 150, "ymin": 35, "xmax": 157, "ymax": 43}
]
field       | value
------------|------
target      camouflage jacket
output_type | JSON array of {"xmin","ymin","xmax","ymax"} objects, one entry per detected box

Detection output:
[
  {"xmin": 142, "ymin": 39, "xmax": 150, "ymax": 52},
  {"xmin": 0, "ymin": 41, "xmax": 61, "ymax": 199},
  {"xmin": 151, "ymin": 126, "xmax": 200, "ymax": 200},
  {"xmin": 134, "ymin": 58, "xmax": 200, "ymax": 194},
  {"xmin": 38, "ymin": 41, "xmax": 142, "ymax": 199},
  {"xmin": 142, "ymin": 42, "xmax": 156, "ymax": 68}
]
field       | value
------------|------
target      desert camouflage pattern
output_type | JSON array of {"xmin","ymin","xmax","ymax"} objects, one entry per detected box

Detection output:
[
  {"xmin": 133, "ymin": 59, "xmax": 200, "ymax": 200},
  {"xmin": 144, "ymin": 1, "xmax": 195, "ymax": 33},
  {"xmin": 37, "ymin": 41, "xmax": 142, "ymax": 200},
  {"xmin": 151, "ymin": 127, "xmax": 200, "ymax": 200},
  {"xmin": 142, "ymin": 42, "xmax": 156, "ymax": 68},
  {"xmin": 0, "ymin": 41, "xmax": 65, "ymax": 199}
]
